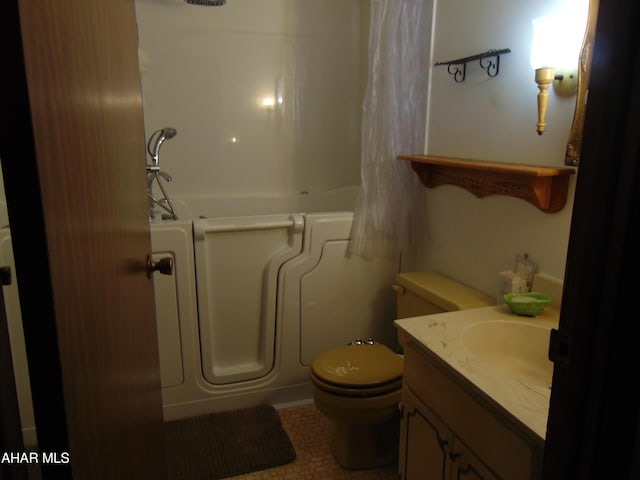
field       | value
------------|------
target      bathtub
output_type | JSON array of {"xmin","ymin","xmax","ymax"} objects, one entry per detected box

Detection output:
[{"xmin": 151, "ymin": 187, "xmax": 401, "ymax": 420}]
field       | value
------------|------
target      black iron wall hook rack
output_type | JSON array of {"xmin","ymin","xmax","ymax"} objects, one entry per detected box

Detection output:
[{"xmin": 435, "ymin": 48, "xmax": 511, "ymax": 83}]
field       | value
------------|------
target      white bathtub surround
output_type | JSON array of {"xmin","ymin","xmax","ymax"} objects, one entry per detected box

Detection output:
[
  {"xmin": 135, "ymin": 0, "xmax": 365, "ymax": 201},
  {"xmin": 349, "ymin": 0, "xmax": 433, "ymax": 260}
]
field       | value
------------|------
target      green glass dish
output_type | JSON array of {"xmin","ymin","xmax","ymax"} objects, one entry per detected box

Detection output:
[{"xmin": 503, "ymin": 292, "xmax": 551, "ymax": 316}]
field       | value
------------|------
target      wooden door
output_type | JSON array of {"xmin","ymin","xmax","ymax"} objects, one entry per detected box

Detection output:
[
  {"xmin": 542, "ymin": 0, "xmax": 640, "ymax": 477},
  {"xmin": 2, "ymin": 0, "xmax": 166, "ymax": 478}
]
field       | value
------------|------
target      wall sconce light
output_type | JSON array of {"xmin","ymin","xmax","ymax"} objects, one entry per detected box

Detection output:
[{"xmin": 531, "ymin": 0, "xmax": 589, "ymax": 135}]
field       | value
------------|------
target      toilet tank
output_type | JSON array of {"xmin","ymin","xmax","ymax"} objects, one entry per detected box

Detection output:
[{"xmin": 394, "ymin": 272, "xmax": 495, "ymax": 318}]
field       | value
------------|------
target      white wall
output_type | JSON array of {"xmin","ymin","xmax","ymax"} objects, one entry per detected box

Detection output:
[
  {"xmin": 135, "ymin": 0, "xmax": 366, "ymax": 200},
  {"xmin": 418, "ymin": 0, "xmax": 582, "ymax": 299}
]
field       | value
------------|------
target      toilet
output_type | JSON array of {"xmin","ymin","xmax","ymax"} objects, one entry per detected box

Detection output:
[{"xmin": 310, "ymin": 271, "xmax": 495, "ymax": 470}]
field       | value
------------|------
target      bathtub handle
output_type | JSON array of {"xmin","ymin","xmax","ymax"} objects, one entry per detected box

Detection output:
[
  {"xmin": 194, "ymin": 214, "xmax": 305, "ymax": 237},
  {"xmin": 146, "ymin": 255, "xmax": 174, "ymax": 278}
]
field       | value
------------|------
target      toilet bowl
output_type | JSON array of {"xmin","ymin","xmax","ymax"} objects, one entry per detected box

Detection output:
[
  {"xmin": 310, "ymin": 271, "xmax": 495, "ymax": 470},
  {"xmin": 310, "ymin": 343, "xmax": 403, "ymax": 470}
]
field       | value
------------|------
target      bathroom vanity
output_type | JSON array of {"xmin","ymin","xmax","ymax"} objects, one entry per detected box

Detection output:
[{"xmin": 395, "ymin": 304, "xmax": 559, "ymax": 479}]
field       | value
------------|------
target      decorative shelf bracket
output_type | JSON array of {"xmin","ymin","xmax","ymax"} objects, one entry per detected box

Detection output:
[
  {"xmin": 398, "ymin": 155, "xmax": 575, "ymax": 213},
  {"xmin": 435, "ymin": 49, "xmax": 511, "ymax": 83}
]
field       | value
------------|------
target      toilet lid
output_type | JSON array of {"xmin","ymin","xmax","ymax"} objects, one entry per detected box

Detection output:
[{"xmin": 311, "ymin": 344, "xmax": 403, "ymax": 387}]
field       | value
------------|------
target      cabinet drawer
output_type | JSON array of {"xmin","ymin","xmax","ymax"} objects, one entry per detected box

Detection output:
[{"xmin": 404, "ymin": 342, "xmax": 543, "ymax": 480}]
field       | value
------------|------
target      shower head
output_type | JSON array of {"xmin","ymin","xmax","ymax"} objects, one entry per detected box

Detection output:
[
  {"xmin": 160, "ymin": 127, "xmax": 178, "ymax": 141},
  {"xmin": 185, "ymin": 0, "xmax": 226, "ymax": 5},
  {"xmin": 147, "ymin": 127, "xmax": 177, "ymax": 167}
]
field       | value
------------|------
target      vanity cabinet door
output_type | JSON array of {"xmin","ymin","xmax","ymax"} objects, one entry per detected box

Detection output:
[
  {"xmin": 402, "ymin": 341, "xmax": 542, "ymax": 480},
  {"xmin": 451, "ymin": 438, "xmax": 499, "ymax": 480},
  {"xmin": 400, "ymin": 387, "xmax": 499, "ymax": 480},
  {"xmin": 400, "ymin": 387, "xmax": 452, "ymax": 480}
]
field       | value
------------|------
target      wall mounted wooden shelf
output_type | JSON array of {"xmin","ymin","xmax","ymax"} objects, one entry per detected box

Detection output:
[{"xmin": 398, "ymin": 155, "xmax": 576, "ymax": 213}]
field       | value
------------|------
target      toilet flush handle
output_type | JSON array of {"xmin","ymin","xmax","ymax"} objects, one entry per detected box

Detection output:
[{"xmin": 391, "ymin": 284, "xmax": 405, "ymax": 295}]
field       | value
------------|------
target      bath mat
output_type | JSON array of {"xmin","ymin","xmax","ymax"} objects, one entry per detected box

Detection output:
[{"xmin": 164, "ymin": 404, "xmax": 296, "ymax": 479}]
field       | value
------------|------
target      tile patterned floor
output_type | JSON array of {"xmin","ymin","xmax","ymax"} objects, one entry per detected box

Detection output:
[{"xmin": 226, "ymin": 403, "xmax": 399, "ymax": 480}]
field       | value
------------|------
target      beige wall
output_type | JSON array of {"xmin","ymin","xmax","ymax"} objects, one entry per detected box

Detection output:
[{"xmin": 418, "ymin": 0, "xmax": 580, "ymax": 298}]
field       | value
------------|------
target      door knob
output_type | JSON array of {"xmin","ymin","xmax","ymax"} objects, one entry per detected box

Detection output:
[{"xmin": 146, "ymin": 255, "xmax": 173, "ymax": 278}]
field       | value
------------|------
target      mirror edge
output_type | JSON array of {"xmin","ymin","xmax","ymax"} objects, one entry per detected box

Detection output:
[{"xmin": 565, "ymin": 0, "xmax": 600, "ymax": 167}]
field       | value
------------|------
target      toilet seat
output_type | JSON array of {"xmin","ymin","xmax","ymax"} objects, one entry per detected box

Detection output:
[
  {"xmin": 311, "ymin": 344, "xmax": 403, "ymax": 397},
  {"xmin": 311, "ymin": 372, "xmax": 402, "ymax": 397}
]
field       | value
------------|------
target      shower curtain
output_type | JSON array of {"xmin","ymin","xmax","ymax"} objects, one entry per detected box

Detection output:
[{"xmin": 349, "ymin": 0, "xmax": 432, "ymax": 259}]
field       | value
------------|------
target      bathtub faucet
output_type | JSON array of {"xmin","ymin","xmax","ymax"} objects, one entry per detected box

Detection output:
[
  {"xmin": 147, "ymin": 168, "xmax": 178, "ymax": 220},
  {"xmin": 146, "ymin": 127, "xmax": 178, "ymax": 220}
]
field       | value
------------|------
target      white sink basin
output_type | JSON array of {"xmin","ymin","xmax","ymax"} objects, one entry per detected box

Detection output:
[{"xmin": 462, "ymin": 320, "xmax": 553, "ymax": 389}]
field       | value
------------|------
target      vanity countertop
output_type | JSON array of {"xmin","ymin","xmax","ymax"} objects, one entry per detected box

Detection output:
[{"xmin": 394, "ymin": 304, "xmax": 560, "ymax": 440}]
